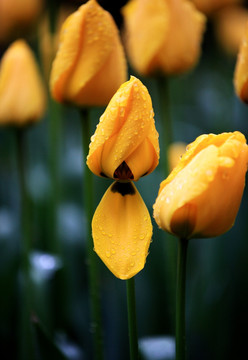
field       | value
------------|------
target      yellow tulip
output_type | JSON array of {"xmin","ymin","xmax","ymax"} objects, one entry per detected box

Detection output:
[
  {"xmin": 87, "ymin": 76, "xmax": 159, "ymax": 181},
  {"xmin": 92, "ymin": 181, "xmax": 152, "ymax": 280},
  {"xmin": 0, "ymin": 39, "xmax": 46, "ymax": 126},
  {"xmin": 153, "ymin": 132, "xmax": 248, "ymax": 239},
  {"xmin": 0, "ymin": 0, "xmax": 44, "ymax": 44},
  {"xmin": 168, "ymin": 141, "xmax": 187, "ymax": 171},
  {"xmin": 50, "ymin": 0, "xmax": 127, "ymax": 107},
  {"xmin": 191, "ymin": 0, "xmax": 242, "ymax": 15},
  {"xmin": 122, "ymin": 0, "xmax": 206, "ymax": 76},
  {"xmin": 234, "ymin": 21, "xmax": 248, "ymax": 103},
  {"xmin": 214, "ymin": 5, "xmax": 248, "ymax": 56}
]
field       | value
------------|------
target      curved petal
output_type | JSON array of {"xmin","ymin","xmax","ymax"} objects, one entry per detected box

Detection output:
[
  {"xmin": 154, "ymin": 145, "xmax": 219, "ymax": 238},
  {"xmin": 157, "ymin": 0, "xmax": 206, "ymax": 74},
  {"xmin": 234, "ymin": 21, "xmax": 248, "ymax": 103},
  {"xmin": 92, "ymin": 181, "xmax": 152, "ymax": 279},
  {"xmin": 122, "ymin": 0, "xmax": 169, "ymax": 75}
]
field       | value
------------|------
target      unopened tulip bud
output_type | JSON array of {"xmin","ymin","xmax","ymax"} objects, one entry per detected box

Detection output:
[
  {"xmin": 87, "ymin": 76, "xmax": 159, "ymax": 181},
  {"xmin": 0, "ymin": 39, "xmax": 46, "ymax": 126},
  {"xmin": 50, "ymin": 0, "xmax": 127, "ymax": 107},
  {"xmin": 122, "ymin": 0, "xmax": 206, "ymax": 76}
]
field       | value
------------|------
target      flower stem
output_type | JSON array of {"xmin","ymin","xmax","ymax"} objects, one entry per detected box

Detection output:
[
  {"xmin": 157, "ymin": 76, "xmax": 173, "ymax": 178},
  {"xmin": 80, "ymin": 109, "xmax": 104, "ymax": 360},
  {"xmin": 157, "ymin": 76, "xmax": 177, "ymax": 331},
  {"xmin": 48, "ymin": 97, "xmax": 62, "ymax": 254},
  {"xmin": 176, "ymin": 238, "xmax": 189, "ymax": 360},
  {"xmin": 16, "ymin": 127, "xmax": 33, "ymax": 359},
  {"xmin": 126, "ymin": 277, "xmax": 139, "ymax": 360}
]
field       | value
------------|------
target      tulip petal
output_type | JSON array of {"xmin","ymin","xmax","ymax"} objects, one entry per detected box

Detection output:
[
  {"xmin": 234, "ymin": 21, "xmax": 248, "ymax": 103},
  {"xmin": 92, "ymin": 181, "xmax": 152, "ymax": 279},
  {"xmin": 157, "ymin": 0, "xmax": 206, "ymax": 74},
  {"xmin": 122, "ymin": 0, "xmax": 169, "ymax": 75}
]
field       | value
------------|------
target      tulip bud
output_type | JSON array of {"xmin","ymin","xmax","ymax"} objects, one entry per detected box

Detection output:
[
  {"xmin": 50, "ymin": 0, "xmax": 127, "ymax": 107},
  {"xmin": 0, "ymin": 0, "xmax": 44, "ymax": 44},
  {"xmin": 0, "ymin": 39, "xmax": 46, "ymax": 126},
  {"xmin": 168, "ymin": 141, "xmax": 187, "ymax": 171},
  {"xmin": 214, "ymin": 5, "xmax": 248, "ymax": 56},
  {"xmin": 234, "ymin": 21, "xmax": 248, "ymax": 103},
  {"xmin": 153, "ymin": 132, "xmax": 248, "ymax": 239},
  {"xmin": 87, "ymin": 76, "xmax": 159, "ymax": 181},
  {"xmin": 122, "ymin": 0, "xmax": 206, "ymax": 76}
]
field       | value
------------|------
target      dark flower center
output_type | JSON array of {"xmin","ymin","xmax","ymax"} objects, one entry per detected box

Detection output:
[{"xmin": 114, "ymin": 161, "xmax": 134, "ymax": 180}]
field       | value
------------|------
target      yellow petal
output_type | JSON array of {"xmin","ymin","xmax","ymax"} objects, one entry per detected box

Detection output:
[
  {"xmin": 234, "ymin": 21, "xmax": 248, "ymax": 103},
  {"xmin": 192, "ymin": 0, "xmax": 241, "ymax": 15},
  {"xmin": 153, "ymin": 131, "xmax": 248, "ymax": 239},
  {"xmin": 0, "ymin": 0, "xmax": 43, "ymax": 44},
  {"xmin": 0, "ymin": 39, "xmax": 46, "ymax": 126},
  {"xmin": 87, "ymin": 76, "xmax": 159, "ymax": 180},
  {"xmin": 214, "ymin": 5, "xmax": 248, "ymax": 56},
  {"xmin": 92, "ymin": 181, "xmax": 152, "ymax": 280},
  {"xmin": 50, "ymin": 0, "xmax": 127, "ymax": 106},
  {"xmin": 157, "ymin": 0, "xmax": 206, "ymax": 74},
  {"xmin": 167, "ymin": 141, "xmax": 187, "ymax": 171}
]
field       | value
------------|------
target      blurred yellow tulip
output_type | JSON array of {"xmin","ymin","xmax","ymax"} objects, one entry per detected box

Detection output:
[
  {"xmin": 234, "ymin": 21, "xmax": 248, "ymax": 103},
  {"xmin": 214, "ymin": 5, "xmax": 248, "ymax": 56},
  {"xmin": 122, "ymin": 0, "xmax": 206, "ymax": 76},
  {"xmin": 153, "ymin": 132, "xmax": 248, "ymax": 239},
  {"xmin": 50, "ymin": 0, "xmax": 127, "ymax": 107},
  {"xmin": 87, "ymin": 76, "xmax": 159, "ymax": 181},
  {"xmin": 168, "ymin": 141, "xmax": 187, "ymax": 171},
  {"xmin": 92, "ymin": 181, "xmax": 152, "ymax": 280},
  {"xmin": 0, "ymin": 0, "xmax": 44, "ymax": 44},
  {"xmin": 191, "ymin": 0, "xmax": 242, "ymax": 15},
  {"xmin": 0, "ymin": 39, "xmax": 46, "ymax": 126}
]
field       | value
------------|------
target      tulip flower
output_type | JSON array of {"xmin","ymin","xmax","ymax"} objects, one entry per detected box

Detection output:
[
  {"xmin": 0, "ymin": 0, "xmax": 44, "ymax": 44},
  {"xmin": 122, "ymin": 0, "xmax": 206, "ymax": 76},
  {"xmin": 87, "ymin": 76, "xmax": 159, "ymax": 181},
  {"xmin": 214, "ymin": 5, "xmax": 248, "ymax": 56},
  {"xmin": 191, "ymin": 0, "xmax": 242, "ymax": 15},
  {"xmin": 153, "ymin": 131, "xmax": 248, "ymax": 240},
  {"xmin": 0, "ymin": 39, "xmax": 46, "ymax": 126},
  {"xmin": 234, "ymin": 21, "xmax": 248, "ymax": 103},
  {"xmin": 87, "ymin": 76, "xmax": 159, "ymax": 279},
  {"xmin": 168, "ymin": 141, "xmax": 187, "ymax": 171},
  {"xmin": 50, "ymin": 0, "xmax": 127, "ymax": 107}
]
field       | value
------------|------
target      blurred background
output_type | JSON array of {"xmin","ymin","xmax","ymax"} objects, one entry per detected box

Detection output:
[{"xmin": 1, "ymin": 0, "xmax": 248, "ymax": 359}]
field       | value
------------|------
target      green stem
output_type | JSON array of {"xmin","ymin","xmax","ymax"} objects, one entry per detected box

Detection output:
[
  {"xmin": 126, "ymin": 277, "xmax": 139, "ymax": 360},
  {"xmin": 157, "ymin": 76, "xmax": 177, "ymax": 332},
  {"xmin": 80, "ymin": 109, "xmax": 104, "ymax": 360},
  {"xmin": 157, "ymin": 76, "xmax": 173, "ymax": 177},
  {"xmin": 48, "ymin": 97, "xmax": 62, "ymax": 254},
  {"xmin": 16, "ymin": 128, "xmax": 33, "ymax": 360},
  {"xmin": 176, "ymin": 238, "xmax": 189, "ymax": 360}
]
